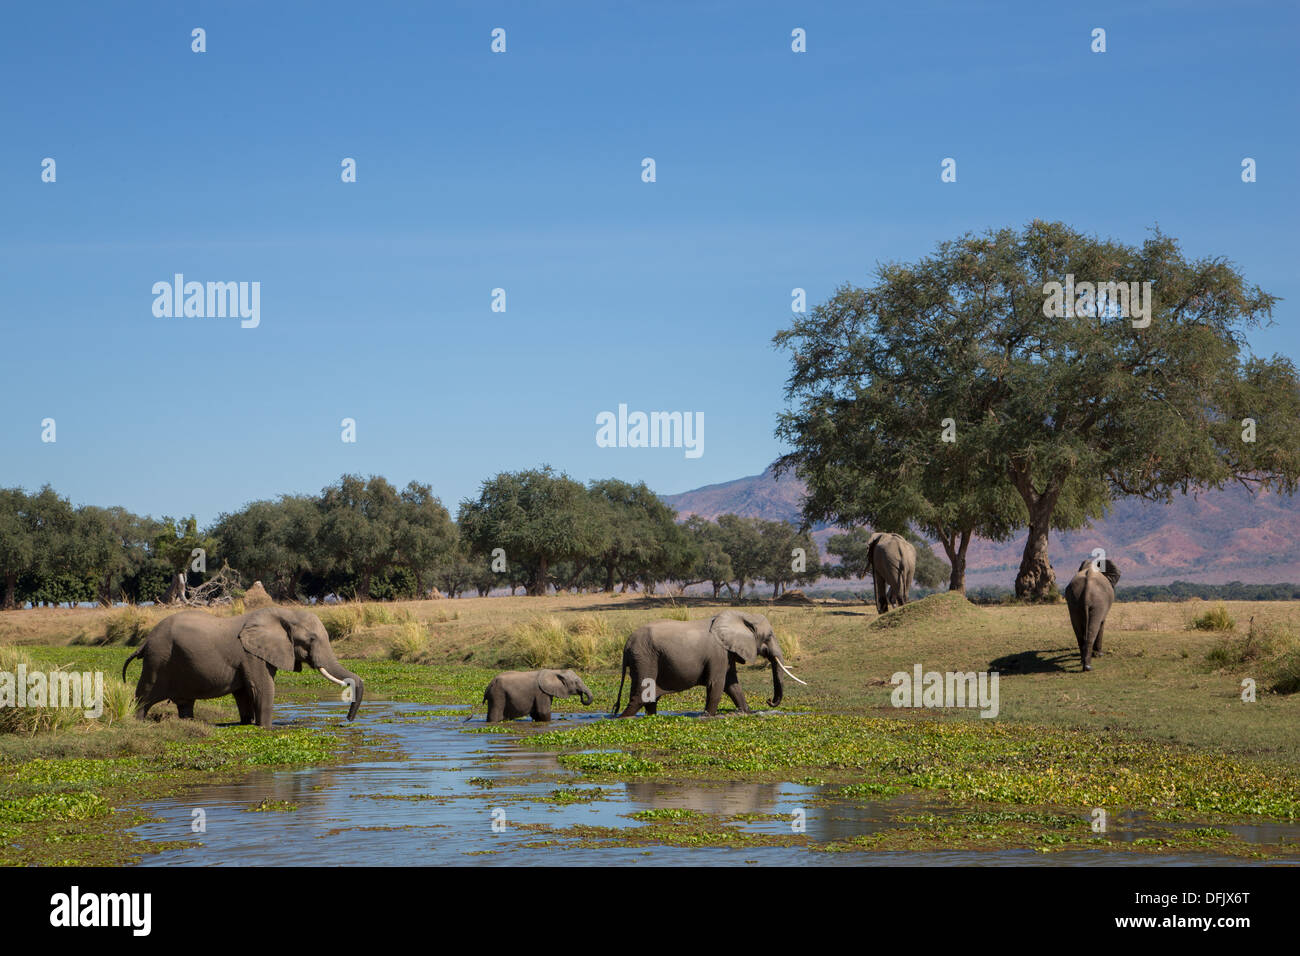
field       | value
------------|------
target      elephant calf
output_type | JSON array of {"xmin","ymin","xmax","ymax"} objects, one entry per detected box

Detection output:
[
  {"xmin": 480, "ymin": 669, "xmax": 593, "ymax": 722},
  {"xmin": 1064, "ymin": 559, "xmax": 1120, "ymax": 671}
]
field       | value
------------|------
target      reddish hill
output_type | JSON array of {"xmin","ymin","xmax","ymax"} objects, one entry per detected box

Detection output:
[{"xmin": 662, "ymin": 465, "xmax": 1300, "ymax": 586}]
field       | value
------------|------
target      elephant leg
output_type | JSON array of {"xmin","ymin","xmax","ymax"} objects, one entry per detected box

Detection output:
[
  {"xmin": 133, "ymin": 676, "xmax": 164, "ymax": 721},
  {"xmin": 703, "ymin": 679, "xmax": 724, "ymax": 717},
  {"xmin": 486, "ymin": 699, "xmax": 505, "ymax": 722},
  {"xmin": 1081, "ymin": 610, "xmax": 1106, "ymax": 671},
  {"xmin": 531, "ymin": 695, "xmax": 553, "ymax": 722},
  {"xmin": 174, "ymin": 699, "xmax": 195, "ymax": 720},
  {"xmin": 1093, "ymin": 622, "xmax": 1105, "ymax": 657},
  {"xmin": 244, "ymin": 660, "xmax": 277, "ymax": 728},
  {"xmin": 618, "ymin": 679, "xmax": 644, "ymax": 718},
  {"xmin": 619, "ymin": 669, "xmax": 653, "ymax": 718},
  {"xmin": 644, "ymin": 698, "xmax": 658, "ymax": 715},
  {"xmin": 1066, "ymin": 602, "xmax": 1090, "ymax": 670},
  {"xmin": 723, "ymin": 666, "xmax": 750, "ymax": 714},
  {"xmin": 134, "ymin": 689, "xmax": 166, "ymax": 721},
  {"xmin": 233, "ymin": 687, "xmax": 255, "ymax": 724}
]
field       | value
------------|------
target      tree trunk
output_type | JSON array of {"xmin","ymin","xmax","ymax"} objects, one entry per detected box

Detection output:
[
  {"xmin": 1014, "ymin": 499, "xmax": 1058, "ymax": 600},
  {"xmin": 358, "ymin": 570, "xmax": 372, "ymax": 602},
  {"xmin": 939, "ymin": 528, "xmax": 972, "ymax": 593},
  {"xmin": 532, "ymin": 557, "xmax": 549, "ymax": 596},
  {"xmin": 1007, "ymin": 462, "xmax": 1064, "ymax": 601}
]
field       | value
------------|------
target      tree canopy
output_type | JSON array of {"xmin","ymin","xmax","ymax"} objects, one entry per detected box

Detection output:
[{"xmin": 776, "ymin": 221, "xmax": 1300, "ymax": 597}]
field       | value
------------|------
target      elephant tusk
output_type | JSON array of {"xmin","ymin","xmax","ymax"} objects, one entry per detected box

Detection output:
[
  {"xmin": 776, "ymin": 660, "xmax": 809, "ymax": 686},
  {"xmin": 318, "ymin": 667, "xmax": 349, "ymax": 688}
]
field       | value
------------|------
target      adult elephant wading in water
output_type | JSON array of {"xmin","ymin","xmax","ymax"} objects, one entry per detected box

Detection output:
[
  {"xmin": 866, "ymin": 532, "xmax": 916, "ymax": 614},
  {"xmin": 122, "ymin": 607, "xmax": 364, "ymax": 728},
  {"xmin": 612, "ymin": 611, "xmax": 806, "ymax": 717}
]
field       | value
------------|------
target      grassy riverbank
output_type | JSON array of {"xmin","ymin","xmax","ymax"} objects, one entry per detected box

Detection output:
[{"xmin": 2, "ymin": 592, "xmax": 1297, "ymax": 862}]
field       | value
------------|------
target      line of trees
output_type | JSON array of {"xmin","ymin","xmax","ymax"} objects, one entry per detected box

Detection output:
[
  {"xmin": 0, "ymin": 485, "xmax": 213, "ymax": 610},
  {"xmin": 0, "ymin": 469, "xmax": 826, "ymax": 608}
]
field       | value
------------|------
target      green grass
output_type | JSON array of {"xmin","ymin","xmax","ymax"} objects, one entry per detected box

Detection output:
[
  {"xmin": 526, "ymin": 714, "xmax": 1300, "ymax": 820},
  {"xmin": 5, "ymin": 591, "xmax": 1300, "ymax": 861}
]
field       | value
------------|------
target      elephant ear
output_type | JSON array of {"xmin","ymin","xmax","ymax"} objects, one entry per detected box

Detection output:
[
  {"xmin": 1100, "ymin": 560, "xmax": 1121, "ymax": 588},
  {"xmin": 238, "ymin": 612, "xmax": 295, "ymax": 671},
  {"xmin": 537, "ymin": 670, "xmax": 567, "ymax": 697},
  {"xmin": 710, "ymin": 612, "xmax": 758, "ymax": 664},
  {"xmin": 866, "ymin": 532, "xmax": 884, "ymax": 573}
]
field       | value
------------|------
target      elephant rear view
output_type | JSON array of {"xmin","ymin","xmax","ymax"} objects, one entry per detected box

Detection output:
[
  {"xmin": 866, "ymin": 532, "xmax": 916, "ymax": 614},
  {"xmin": 122, "ymin": 607, "xmax": 364, "ymax": 728},
  {"xmin": 1064, "ymin": 559, "xmax": 1120, "ymax": 671}
]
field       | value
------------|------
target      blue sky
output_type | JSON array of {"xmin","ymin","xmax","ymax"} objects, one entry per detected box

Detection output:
[{"xmin": 2, "ymin": 1, "xmax": 1297, "ymax": 524}]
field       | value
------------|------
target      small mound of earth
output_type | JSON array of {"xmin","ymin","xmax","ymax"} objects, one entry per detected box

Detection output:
[
  {"xmin": 868, "ymin": 591, "xmax": 982, "ymax": 630},
  {"xmin": 429, "ymin": 588, "xmax": 445, "ymax": 600},
  {"xmin": 775, "ymin": 589, "xmax": 814, "ymax": 605},
  {"xmin": 243, "ymin": 581, "xmax": 274, "ymax": 609}
]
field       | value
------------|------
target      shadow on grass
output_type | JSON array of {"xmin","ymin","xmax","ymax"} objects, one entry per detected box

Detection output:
[{"xmin": 988, "ymin": 648, "xmax": 1079, "ymax": 674}]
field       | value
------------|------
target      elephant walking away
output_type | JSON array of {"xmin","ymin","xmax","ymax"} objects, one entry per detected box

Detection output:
[
  {"xmin": 866, "ymin": 532, "xmax": 916, "ymax": 614},
  {"xmin": 477, "ymin": 669, "xmax": 593, "ymax": 722},
  {"xmin": 1064, "ymin": 558, "xmax": 1120, "ymax": 671},
  {"xmin": 612, "ymin": 611, "xmax": 806, "ymax": 717},
  {"xmin": 122, "ymin": 607, "xmax": 363, "ymax": 728}
]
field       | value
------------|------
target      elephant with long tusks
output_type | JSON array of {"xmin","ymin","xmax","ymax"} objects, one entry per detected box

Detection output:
[
  {"xmin": 122, "ymin": 607, "xmax": 363, "ymax": 728},
  {"xmin": 612, "ymin": 611, "xmax": 806, "ymax": 717}
]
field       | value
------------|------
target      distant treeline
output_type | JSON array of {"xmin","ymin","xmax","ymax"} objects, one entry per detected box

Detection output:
[
  {"xmin": 2, "ymin": 470, "xmax": 841, "ymax": 608},
  {"xmin": 11, "ymin": 471, "xmax": 1284, "ymax": 610}
]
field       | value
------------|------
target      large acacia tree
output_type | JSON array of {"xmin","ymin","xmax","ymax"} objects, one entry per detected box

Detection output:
[{"xmin": 776, "ymin": 222, "xmax": 1300, "ymax": 599}]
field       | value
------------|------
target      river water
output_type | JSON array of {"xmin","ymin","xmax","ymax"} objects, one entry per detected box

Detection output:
[{"xmin": 129, "ymin": 703, "xmax": 1298, "ymax": 866}]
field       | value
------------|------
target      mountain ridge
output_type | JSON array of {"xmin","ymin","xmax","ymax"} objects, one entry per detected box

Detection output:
[{"xmin": 661, "ymin": 464, "xmax": 1300, "ymax": 586}]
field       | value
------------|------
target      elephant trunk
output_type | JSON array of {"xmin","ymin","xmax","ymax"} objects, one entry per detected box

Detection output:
[
  {"xmin": 767, "ymin": 653, "xmax": 785, "ymax": 709},
  {"xmin": 315, "ymin": 653, "xmax": 364, "ymax": 721},
  {"xmin": 579, "ymin": 689, "xmax": 594, "ymax": 706}
]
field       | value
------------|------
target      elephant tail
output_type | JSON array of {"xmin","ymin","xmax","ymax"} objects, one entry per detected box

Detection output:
[
  {"xmin": 121, "ymin": 647, "xmax": 144, "ymax": 682},
  {"xmin": 611, "ymin": 658, "xmax": 628, "ymax": 716},
  {"xmin": 464, "ymin": 688, "xmax": 487, "ymax": 722}
]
